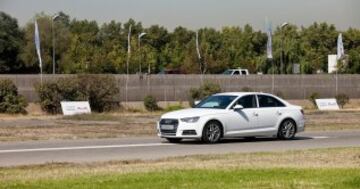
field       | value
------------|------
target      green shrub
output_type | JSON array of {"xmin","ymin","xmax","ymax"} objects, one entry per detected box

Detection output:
[
  {"xmin": 0, "ymin": 79, "xmax": 27, "ymax": 114},
  {"xmin": 36, "ymin": 78, "xmax": 84, "ymax": 114},
  {"xmin": 335, "ymin": 93, "xmax": 350, "ymax": 109},
  {"xmin": 36, "ymin": 75, "xmax": 120, "ymax": 114},
  {"xmin": 77, "ymin": 75, "xmax": 120, "ymax": 112},
  {"xmin": 241, "ymin": 87, "xmax": 253, "ymax": 92},
  {"xmin": 164, "ymin": 104, "xmax": 184, "ymax": 112},
  {"xmin": 144, "ymin": 95, "xmax": 160, "ymax": 111},
  {"xmin": 308, "ymin": 92, "xmax": 320, "ymax": 108},
  {"xmin": 275, "ymin": 91, "xmax": 285, "ymax": 99},
  {"xmin": 189, "ymin": 82, "xmax": 221, "ymax": 107}
]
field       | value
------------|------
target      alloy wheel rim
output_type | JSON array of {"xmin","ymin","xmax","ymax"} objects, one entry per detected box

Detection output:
[
  {"xmin": 281, "ymin": 121, "xmax": 295, "ymax": 139},
  {"xmin": 207, "ymin": 123, "xmax": 221, "ymax": 142}
]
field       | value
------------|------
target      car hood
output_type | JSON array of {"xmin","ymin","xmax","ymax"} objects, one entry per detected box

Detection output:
[{"xmin": 161, "ymin": 108, "xmax": 226, "ymax": 119}]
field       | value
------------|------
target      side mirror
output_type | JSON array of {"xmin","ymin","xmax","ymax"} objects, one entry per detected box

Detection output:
[
  {"xmin": 233, "ymin": 104, "xmax": 244, "ymax": 111},
  {"xmin": 194, "ymin": 100, "xmax": 201, "ymax": 106}
]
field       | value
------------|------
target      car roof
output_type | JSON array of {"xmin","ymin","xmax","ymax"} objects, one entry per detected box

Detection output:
[
  {"xmin": 214, "ymin": 92, "xmax": 271, "ymax": 96},
  {"xmin": 228, "ymin": 69, "xmax": 247, "ymax": 71}
]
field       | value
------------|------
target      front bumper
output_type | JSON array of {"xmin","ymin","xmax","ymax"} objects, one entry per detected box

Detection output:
[
  {"xmin": 297, "ymin": 118, "xmax": 306, "ymax": 133},
  {"xmin": 157, "ymin": 119, "xmax": 204, "ymax": 139}
]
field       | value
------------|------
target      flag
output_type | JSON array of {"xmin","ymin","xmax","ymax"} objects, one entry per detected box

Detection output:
[
  {"xmin": 196, "ymin": 31, "xmax": 201, "ymax": 60},
  {"xmin": 127, "ymin": 25, "xmax": 132, "ymax": 54},
  {"xmin": 337, "ymin": 33, "xmax": 344, "ymax": 60},
  {"xmin": 34, "ymin": 20, "xmax": 42, "ymax": 70},
  {"xmin": 266, "ymin": 20, "xmax": 273, "ymax": 59}
]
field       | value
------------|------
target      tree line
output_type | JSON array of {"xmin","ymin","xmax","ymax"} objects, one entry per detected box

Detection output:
[{"xmin": 1, "ymin": 11, "xmax": 359, "ymax": 74}]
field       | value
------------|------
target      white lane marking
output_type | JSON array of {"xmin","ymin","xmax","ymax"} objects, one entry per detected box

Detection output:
[
  {"xmin": 0, "ymin": 143, "xmax": 175, "ymax": 154},
  {"xmin": 311, "ymin": 136, "xmax": 330, "ymax": 139}
]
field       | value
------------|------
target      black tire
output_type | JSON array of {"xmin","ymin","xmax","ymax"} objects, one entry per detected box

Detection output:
[
  {"xmin": 277, "ymin": 119, "xmax": 297, "ymax": 140},
  {"xmin": 166, "ymin": 138, "xmax": 182, "ymax": 143},
  {"xmin": 202, "ymin": 121, "xmax": 222, "ymax": 144},
  {"xmin": 244, "ymin": 136, "xmax": 256, "ymax": 141}
]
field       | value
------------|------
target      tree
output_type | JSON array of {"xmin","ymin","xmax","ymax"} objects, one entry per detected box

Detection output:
[
  {"xmin": 1, "ymin": 10, "xmax": 360, "ymax": 74},
  {"xmin": 160, "ymin": 27, "xmax": 193, "ymax": 73},
  {"xmin": 0, "ymin": 12, "xmax": 24, "ymax": 73},
  {"xmin": 300, "ymin": 22, "xmax": 338, "ymax": 73},
  {"xmin": 272, "ymin": 24, "xmax": 302, "ymax": 74},
  {"xmin": 343, "ymin": 28, "xmax": 360, "ymax": 73},
  {"xmin": 62, "ymin": 19, "xmax": 100, "ymax": 73}
]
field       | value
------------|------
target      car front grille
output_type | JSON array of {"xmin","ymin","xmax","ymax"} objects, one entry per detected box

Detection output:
[{"xmin": 159, "ymin": 119, "xmax": 179, "ymax": 136}]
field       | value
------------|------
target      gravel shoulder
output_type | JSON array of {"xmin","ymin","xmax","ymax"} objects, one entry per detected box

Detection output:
[{"xmin": 0, "ymin": 110, "xmax": 359, "ymax": 142}]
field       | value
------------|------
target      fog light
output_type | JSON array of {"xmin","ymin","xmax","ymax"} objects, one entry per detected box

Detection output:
[{"xmin": 182, "ymin": 130, "xmax": 197, "ymax": 135}]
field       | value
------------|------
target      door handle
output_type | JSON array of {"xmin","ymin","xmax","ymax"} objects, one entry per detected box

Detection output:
[
  {"xmin": 277, "ymin": 111, "xmax": 282, "ymax": 116},
  {"xmin": 253, "ymin": 112, "xmax": 259, "ymax": 117}
]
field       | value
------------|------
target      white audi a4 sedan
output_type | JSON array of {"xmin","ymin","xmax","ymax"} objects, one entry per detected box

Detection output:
[{"xmin": 157, "ymin": 92, "xmax": 305, "ymax": 143}]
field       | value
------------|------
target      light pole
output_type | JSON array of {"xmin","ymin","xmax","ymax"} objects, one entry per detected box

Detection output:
[
  {"xmin": 51, "ymin": 14, "xmax": 60, "ymax": 74},
  {"xmin": 138, "ymin": 32, "xmax": 147, "ymax": 74},
  {"xmin": 280, "ymin": 22, "xmax": 288, "ymax": 74}
]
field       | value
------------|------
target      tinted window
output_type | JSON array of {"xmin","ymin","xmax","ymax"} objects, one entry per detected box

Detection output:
[
  {"xmin": 223, "ymin": 70, "xmax": 232, "ymax": 75},
  {"xmin": 258, "ymin": 95, "xmax": 285, "ymax": 108},
  {"xmin": 195, "ymin": 95, "xmax": 237, "ymax": 109},
  {"xmin": 241, "ymin": 71, "xmax": 247, "ymax": 75},
  {"xmin": 233, "ymin": 71, "xmax": 240, "ymax": 75},
  {"xmin": 235, "ymin": 95, "xmax": 257, "ymax": 109}
]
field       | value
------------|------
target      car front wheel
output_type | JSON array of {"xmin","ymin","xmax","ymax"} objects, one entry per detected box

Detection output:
[
  {"xmin": 277, "ymin": 119, "xmax": 296, "ymax": 140},
  {"xmin": 202, "ymin": 121, "xmax": 222, "ymax": 143}
]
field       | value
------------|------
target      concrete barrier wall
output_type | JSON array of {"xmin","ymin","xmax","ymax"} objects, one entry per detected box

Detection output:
[{"xmin": 0, "ymin": 74, "xmax": 359, "ymax": 102}]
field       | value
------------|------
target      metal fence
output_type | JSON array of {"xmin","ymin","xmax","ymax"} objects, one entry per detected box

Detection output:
[{"xmin": 0, "ymin": 74, "xmax": 359, "ymax": 102}]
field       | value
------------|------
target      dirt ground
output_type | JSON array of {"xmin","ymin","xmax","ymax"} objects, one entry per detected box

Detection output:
[
  {"xmin": 0, "ymin": 108, "xmax": 360, "ymax": 142},
  {"xmin": 0, "ymin": 99, "xmax": 358, "ymax": 142}
]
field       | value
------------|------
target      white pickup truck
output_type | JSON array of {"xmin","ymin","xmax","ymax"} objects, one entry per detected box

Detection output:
[{"xmin": 223, "ymin": 68, "xmax": 249, "ymax": 76}]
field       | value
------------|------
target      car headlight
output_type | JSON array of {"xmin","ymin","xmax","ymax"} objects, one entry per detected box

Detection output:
[{"xmin": 180, "ymin": 117, "xmax": 200, "ymax": 123}]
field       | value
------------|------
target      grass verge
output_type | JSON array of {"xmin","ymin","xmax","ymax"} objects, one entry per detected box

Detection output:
[
  {"xmin": 0, "ymin": 147, "xmax": 360, "ymax": 189},
  {"xmin": 2, "ymin": 168, "xmax": 360, "ymax": 189}
]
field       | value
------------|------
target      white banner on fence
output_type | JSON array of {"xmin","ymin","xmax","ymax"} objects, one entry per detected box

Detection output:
[
  {"xmin": 315, "ymin": 99, "xmax": 340, "ymax": 110},
  {"xmin": 61, "ymin": 101, "xmax": 91, "ymax": 116}
]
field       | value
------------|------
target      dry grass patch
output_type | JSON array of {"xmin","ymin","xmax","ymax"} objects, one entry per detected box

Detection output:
[
  {"xmin": 0, "ymin": 147, "xmax": 359, "ymax": 182},
  {"xmin": 1, "ymin": 110, "xmax": 360, "ymax": 142},
  {"xmin": 305, "ymin": 110, "xmax": 360, "ymax": 131}
]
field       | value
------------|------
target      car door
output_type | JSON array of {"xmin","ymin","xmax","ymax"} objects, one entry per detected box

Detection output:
[
  {"xmin": 256, "ymin": 95, "xmax": 286, "ymax": 129},
  {"xmin": 223, "ymin": 95, "xmax": 258, "ymax": 133}
]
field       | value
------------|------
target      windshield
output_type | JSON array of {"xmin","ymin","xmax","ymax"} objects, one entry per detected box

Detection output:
[
  {"xmin": 195, "ymin": 95, "xmax": 237, "ymax": 109},
  {"xmin": 223, "ymin": 70, "xmax": 233, "ymax": 75}
]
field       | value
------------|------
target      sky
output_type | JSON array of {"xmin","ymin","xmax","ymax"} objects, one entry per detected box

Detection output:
[{"xmin": 0, "ymin": 0, "xmax": 359, "ymax": 31}]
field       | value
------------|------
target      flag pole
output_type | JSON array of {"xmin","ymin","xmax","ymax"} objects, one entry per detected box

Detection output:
[
  {"xmin": 271, "ymin": 59, "xmax": 274, "ymax": 93},
  {"xmin": 125, "ymin": 25, "xmax": 132, "ymax": 108},
  {"xmin": 196, "ymin": 30, "xmax": 203, "ymax": 84},
  {"xmin": 335, "ymin": 61, "xmax": 338, "ymax": 96},
  {"xmin": 266, "ymin": 18, "xmax": 274, "ymax": 93}
]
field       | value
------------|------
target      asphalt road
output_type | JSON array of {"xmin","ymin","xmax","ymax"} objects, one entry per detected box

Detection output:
[{"xmin": 1, "ymin": 131, "xmax": 360, "ymax": 167}]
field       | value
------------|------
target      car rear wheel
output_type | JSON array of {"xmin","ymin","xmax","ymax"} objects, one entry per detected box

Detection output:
[
  {"xmin": 277, "ymin": 119, "xmax": 296, "ymax": 140},
  {"xmin": 202, "ymin": 121, "xmax": 222, "ymax": 144},
  {"xmin": 166, "ymin": 138, "xmax": 182, "ymax": 143}
]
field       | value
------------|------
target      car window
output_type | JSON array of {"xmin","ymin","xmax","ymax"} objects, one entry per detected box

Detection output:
[
  {"xmin": 241, "ymin": 71, "xmax": 247, "ymax": 75},
  {"xmin": 233, "ymin": 71, "xmax": 240, "ymax": 75},
  {"xmin": 235, "ymin": 95, "xmax": 257, "ymax": 109},
  {"xmin": 196, "ymin": 95, "xmax": 237, "ymax": 109},
  {"xmin": 258, "ymin": 95, "xmax": 286, "ymax": 108},
  {"xmin": 223, "ymin": 70, "xmax": 232, "ymax": 75}
]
